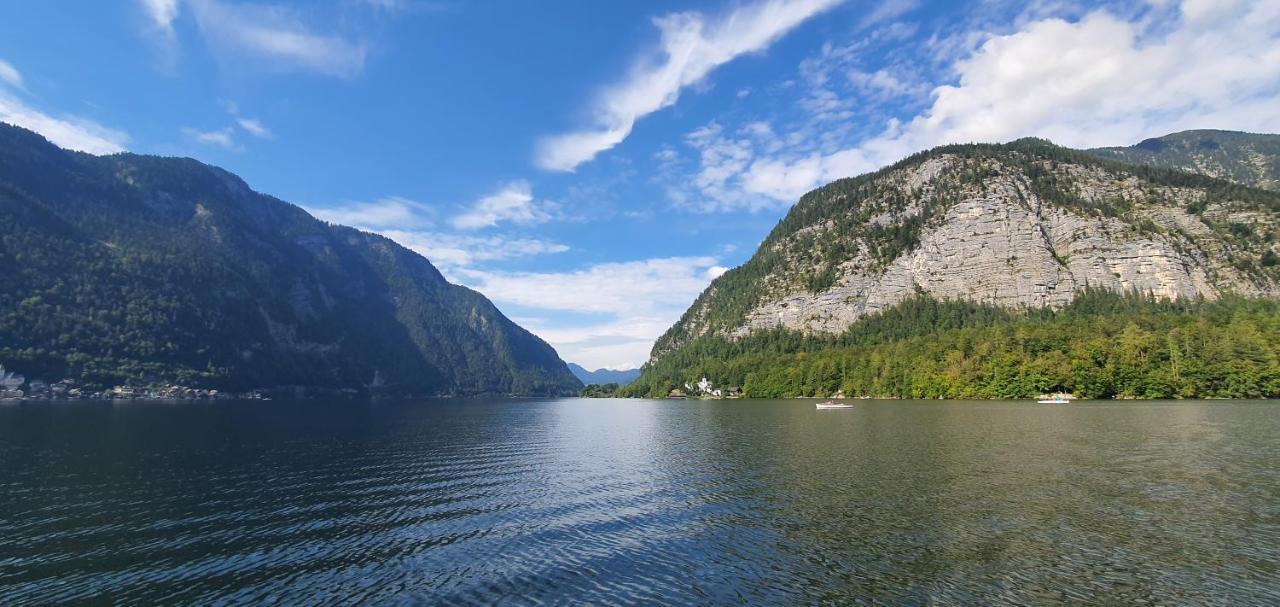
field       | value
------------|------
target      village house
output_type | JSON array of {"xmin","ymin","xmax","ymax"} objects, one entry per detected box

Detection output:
[{"xmin": 0, "ymin": 364, "xmax": 25, "ymax": 389}]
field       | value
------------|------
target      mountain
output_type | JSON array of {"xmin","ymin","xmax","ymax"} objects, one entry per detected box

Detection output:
[
  {"xmin": 628, "ymin": 134, "xmax": 1280, "ymax": 399},
  {"xmin": 1088, "ymin": 130, "xmax": 1280, "ymax": 191},
  {"xmin": 0, "ymin": 122, "xmax": 582, "ymax": 396},
  {"xmin": 566, "ymin": 363, "xmax": 641, "ymax": 386}
]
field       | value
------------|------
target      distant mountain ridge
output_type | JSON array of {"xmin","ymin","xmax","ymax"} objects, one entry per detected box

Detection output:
[
  {"xmin": 567, "ymin": 363, "xmax": 641, "ymax": 386},
  {"xmin": 0, "ymin": 122, "xmax": 582, "ymax": 396},
  {"xmin": 1088, "ymin": 130, "xmax": 1280, "ymax": 191}
]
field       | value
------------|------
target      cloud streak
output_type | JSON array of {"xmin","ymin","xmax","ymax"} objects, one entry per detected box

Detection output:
[
  {"xmin": 139, "ymin": 0, "xmax": 180, "ymax": 39},
  {"xmin": 182, "ymin": 126, "xmax": 237, "ymax": 150},
  {"xmin": 0, "ymin": 59, "xmax": 25, "ymax": 91},
  {"xmin": 304, "ymin": 192, "xmax": 568, "ymax": 270},
  {"xmin": 236, "ymin": 117, "xmax": 272, "ymax": 138},
  {"xmin": 308, "ymin": 196, "xmax": 435, "ymax": 229},
  {"xmin": 450, "ymin": 180, "xmax": 553, "ymax": 230},
  {"xmin": 140, "ymin": 0, "xmax": 368, "ymax": 77},
  {"xmin": 0, "ymin": 61, "xmax": 128, "ymax": 155},
  {"xmin": 191, "ymin": 0, "xmax": 367, "ymax": 77},
  {"xmin": 535, "ymin": 0, "xmax": 842, "ymax": 172}
]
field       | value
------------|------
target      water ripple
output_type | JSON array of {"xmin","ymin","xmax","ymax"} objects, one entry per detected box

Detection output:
[{"xmin": 0, "ymin": 399, "xmax": 1277, "ymax": 605}]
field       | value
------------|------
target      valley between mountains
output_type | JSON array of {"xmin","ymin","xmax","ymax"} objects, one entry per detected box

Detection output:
[{"xmin": 3, "ymin": 121, "xmax": 1278, "ymax": 400}]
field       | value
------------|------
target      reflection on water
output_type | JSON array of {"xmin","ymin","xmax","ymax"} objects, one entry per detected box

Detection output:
[{"xmin": 0, "ymin": 399, "xmax": 1277, "ymax": 604}]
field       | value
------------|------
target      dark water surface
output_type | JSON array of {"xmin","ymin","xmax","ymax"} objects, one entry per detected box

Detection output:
[{"xmin": 1, "ymin": 399, "xmax": 1277, "ymax": 605}]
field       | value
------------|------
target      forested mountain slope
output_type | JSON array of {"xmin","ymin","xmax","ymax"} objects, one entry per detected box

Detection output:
[{"xmin": 0, "ymin": 122, "xmax": 581, "ymax": 396}]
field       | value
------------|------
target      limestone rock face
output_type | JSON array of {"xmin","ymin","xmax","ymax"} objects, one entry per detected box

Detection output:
[
  {"xmin": 652, "ymin": 138, "xmax": 1280, "ymax": 359},
  {"xmin": 736, "ymin": 191, "xmax": 1259, "ymax": 335}
]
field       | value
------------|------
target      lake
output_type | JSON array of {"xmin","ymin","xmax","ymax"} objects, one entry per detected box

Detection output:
[{"xmin": 1, "ymin": 399, "xmax": 1277, "ymax": 604}]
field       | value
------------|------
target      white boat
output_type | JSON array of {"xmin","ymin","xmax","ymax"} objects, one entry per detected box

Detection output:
[
  {"xmin": 1036, "ymin": 394, "xmax": 1072, "ymax": 404},
  {"xmin": 815, "ymin": 401, "xmax": 854, "ymax": 409}
]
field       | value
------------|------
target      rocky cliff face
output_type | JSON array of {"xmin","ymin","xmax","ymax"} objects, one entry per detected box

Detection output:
[{"xmin": 651, "ymin": 137, "xmax": 1280, "ymax": 359}]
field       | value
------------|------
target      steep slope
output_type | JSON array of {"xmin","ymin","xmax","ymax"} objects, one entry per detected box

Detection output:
[
  {"xmin": 1089, "ymin": 130, "xmax": 1280, "ymax": 191},
  {"xmin": 567, "ymin": 363, "xmax": 641, "ymax": 386},
  {"xmin": 635, "ymin": 137, "xmax": 1280, "ymax": 398},
  {"xmin": 0, "ymin": 123, "xmax": 581, "ymax": 396}
]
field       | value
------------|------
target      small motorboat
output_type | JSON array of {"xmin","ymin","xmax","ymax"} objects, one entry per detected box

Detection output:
[
  {"xmin": 815, "ymin": 401, "xmax": 854, "ymax": 409},
  {"xmin": 1036, "ymin": 393, "xmax": 1072, "ymax": 404}
]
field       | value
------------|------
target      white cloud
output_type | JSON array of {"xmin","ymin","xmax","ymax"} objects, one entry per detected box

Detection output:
[
  {"xmin": 0, "ymin": 59, "xmax": 25, "ymax": 91},
  {"xmin": 0, "ymin": 60, "xmax": 127, "ymax": 155},
  {"xmin": 457, "ymin": 256, "xmax": 724, "ymax": 368},
  {"xmin": 847, "ymin": 67, "xmax": 927, "ymax": 100},
  {"xmin": 182, "ymin": 126, "xmax": 237, "ymax": 149},
  {"xmin": 140, "ymin": 0, "xmax": 180, "ymax": 35},
  {"xmin": 138, "ymin": 0, "xmax": 182, "ymax": 68},
  {"xmin": 235, "ymin": 117, "xmax": 272, "ymax": 138},
  {"xmin": 357, "ymin": 0, "xmax": 406, "ymax": 9},
  {"xmin": 188, "ymin": 0, "xmax": 367, "ymax": 78},
  {"xmin": 535, "ymin": 0, "xmax": 843, "ymax": 171},
  {"xmin": 450, "ymin": 180, "xmax": 553, "ymax": 230},
  {"xmin": 382, "ymin": 232, "xmax": 569, "ymax": 269},
  {"xmin": 858, "ymin": 0, "xmax": 919, "ymax": 30},
  {"xmin": 460, "ymin": 256, "xmax": 720, "ymax": 315},
  {"xmin": 516, "ymin": 315, "xmax": 678, "ymax": 372},
  {"xmin": 676, "ymin": 0, "xmax": 1280, "ymax": 208},
  {"xmin": 304, "ymin": 195, "xmax": 566, "ymax": 271},
  {"xmin": 911, "ymin": 2, "xmax": 1280, "ymax": 148},
  {"xmin": 0, "ymin": 95, "xmax": 129, "ymax": 155},
  {"xmin": 143, "ymin": 0, "xmax": 180, "ymax": 44},
  {"xmin": 308, "ymin": 196, "xmax": 435, "ymax": 229}
]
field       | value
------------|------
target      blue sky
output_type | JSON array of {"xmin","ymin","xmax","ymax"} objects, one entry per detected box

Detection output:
[{"xmin": 2, "ymin": 0, "xmax": 1278, "ymax": 369}]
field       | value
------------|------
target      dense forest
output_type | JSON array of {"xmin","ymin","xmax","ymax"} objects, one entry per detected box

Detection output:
[
  {"xmin": 0, "ymin": 122, "xmax": 581, "ymax": 396},
  {"xmin": 623, "ymin": 291, "xmax": 1280, "ymax": 399}
]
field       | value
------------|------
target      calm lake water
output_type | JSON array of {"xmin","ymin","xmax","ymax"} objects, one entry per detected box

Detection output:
[{"xmin": 1, "ymin": 399, "xmax": 1277, "ymax": 605}]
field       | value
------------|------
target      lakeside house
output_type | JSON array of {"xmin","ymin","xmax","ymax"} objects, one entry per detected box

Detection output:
[{"xmin": 1, "ymin": 364, "xmax": 25, "ymax": 389}]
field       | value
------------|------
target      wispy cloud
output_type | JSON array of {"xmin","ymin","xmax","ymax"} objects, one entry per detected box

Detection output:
[
  {"xmin": 140, "ymin": 0, "xmax": 181, "ymax": 37},
  {"xmin": 308, "ymin": 196, "xmax": 435, "ymax": 229},
  {"xmin": 137, "ymin": 0, "xmax": 182, "ymax": 69},
  {"xmin": 450, "ymin": 180, "xmax": 554, "ymax": 230},
  {"xmin": 535, "ymin": 0, "xmax": 843, "ymax": 172},
  {"xmin": 181, "ymin": 0, "xmax": 367, "ymax": 78},
  {"xmin": 0, "ymin": 59, "xmax": 25, "ymax": 91},
  {"xmin": 356, "ymin": 0, "xmax": 405, "ymax": 9},
  {"xmin": 304, "ymin": 193, "xmax": 567, "ymax": 271},
  {"xmin": 182, "ymin": 126, "xmax": 237, "ymax": 150},
  {"xmin": 235, "ymin": 117, "xmax": 272, "ymax": 138},
  {"xmin": 858, "ymin": 0, "xmax": 919, "ymax": 30},
  {"xmin": 381, "ymin": 232, "xmax": 569, "ymax": 269},
  {"xmin": 0, "ymin": 61, "xmax": 128, "ymax": 155}
]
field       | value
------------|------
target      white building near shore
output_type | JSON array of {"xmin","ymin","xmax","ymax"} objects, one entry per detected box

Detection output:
[{"xmin": 0, "ymin": 364, "xmax": 25, "ymax": 389}]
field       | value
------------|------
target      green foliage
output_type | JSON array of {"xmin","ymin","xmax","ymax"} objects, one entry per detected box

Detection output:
[
  {"xmin": 0, "ymin": 123, "xmax": 581, "ymax": 396},
  {"xmin": 626, "ymin": 292, "xmax": 1280, "ymax": 400},
  {"xmin": 580, "ymin": 383, "xmax": 623, "ymax": 398}
]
